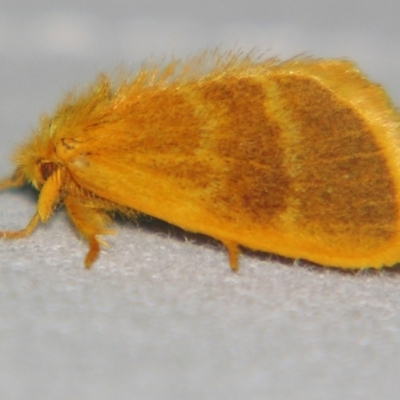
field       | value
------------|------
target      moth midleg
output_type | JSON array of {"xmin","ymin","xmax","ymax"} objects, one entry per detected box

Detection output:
[{"xmin": 64, "ymin": 195, "xmax": 114, "ymax": 268}]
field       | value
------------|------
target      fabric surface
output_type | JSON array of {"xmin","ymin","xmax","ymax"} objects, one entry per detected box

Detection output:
[{"xmin": 1, "ymin": 1, "xmax": 400, "ymax": 399}]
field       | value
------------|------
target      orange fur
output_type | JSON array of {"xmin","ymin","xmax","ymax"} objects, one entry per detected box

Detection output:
[{"xmin": 1, "ymin": 50, "xmax": 400, "ymax": 270}]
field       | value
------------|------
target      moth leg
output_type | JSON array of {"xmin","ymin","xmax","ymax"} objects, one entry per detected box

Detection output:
[
  {"xmin": 0, "ymin": 169, "xmax": 61, "ymax": 240},
  {"xmin": 64, "ymin": 195, "xmax": 114, "ymax": 268},
  {"xmin": 0, "ymin": 168, "xmax": 26, "ymax": 191},
  {"xmin": 0, "ymin": 169, "xmax": 38, "ymax": 238},
  {"xmin": 221, "ymin": 240, "xmax": 240, "ymax": 271},
  {"xmin": 0, "ymin": 213, "xmax": 41, "ymax": 239}
]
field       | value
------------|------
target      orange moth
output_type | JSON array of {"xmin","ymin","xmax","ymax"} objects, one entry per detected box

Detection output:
[{"xmin": 1, "ymin": 50, "xmax": 400, "ymax": 270}]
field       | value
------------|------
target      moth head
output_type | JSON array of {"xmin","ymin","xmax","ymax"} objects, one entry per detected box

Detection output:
[
  {"xmin": 12, "ymin": 78, "xmax": 106, "ymax": 189},
  {"xmin": 13, "ymin": 115, "xmax": 60, "ymax": 189}
]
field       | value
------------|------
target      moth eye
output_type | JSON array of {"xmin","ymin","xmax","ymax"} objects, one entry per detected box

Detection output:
[{"xmin": 39, "ymin": 162, "xmax": 57, "ymax": 181}]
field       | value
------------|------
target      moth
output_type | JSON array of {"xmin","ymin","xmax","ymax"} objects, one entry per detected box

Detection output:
[{"xmin": 1, "ymin": 50, "xmax": 400, "ymax": 270}]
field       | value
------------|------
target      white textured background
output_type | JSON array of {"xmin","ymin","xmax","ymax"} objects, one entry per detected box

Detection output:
[{"xmin": 1, "ymin": 1, "xmax": 400, "ymax": 399}]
